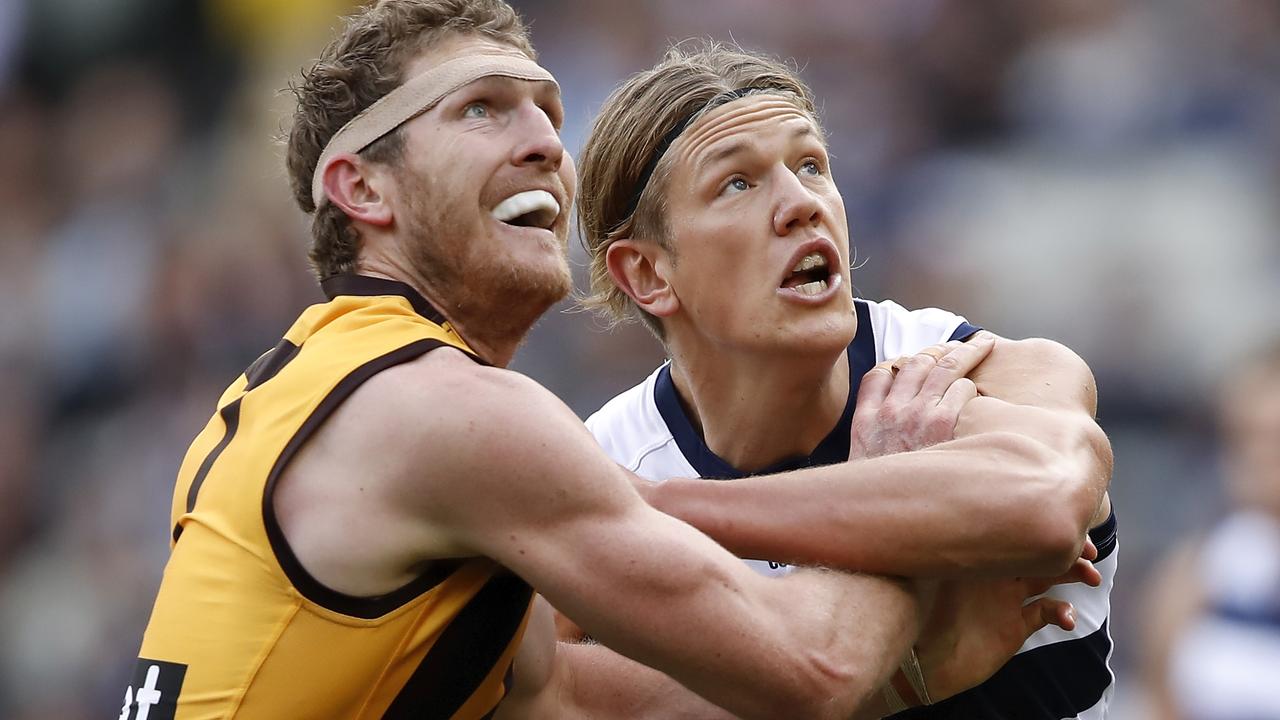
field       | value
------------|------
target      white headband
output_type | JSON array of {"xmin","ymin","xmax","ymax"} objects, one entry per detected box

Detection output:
[{"xmin": 311, "ymin": 53, "xmax": 557, "ymax": 208}]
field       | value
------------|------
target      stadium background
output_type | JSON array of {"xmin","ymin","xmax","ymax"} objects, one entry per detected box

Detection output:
[{"xmin": 1, "ymin": 0, "xmax": 1277, "ymax": 717}]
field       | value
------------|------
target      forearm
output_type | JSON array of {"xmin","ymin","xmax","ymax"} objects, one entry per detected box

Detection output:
[
  {"xmin": 965, "ymin": 336, "xmax": 1112, "ymax": 514},
  {"xmin": 551, "ymin": 637, "xmax": 911, "ymax": 720},
  {"xmin": 956, "ymin": 396, "xmax": 1110, "ymax": 532},
  {"xmin": 767, "ymin": 568, "xmax": 925, "ymax": 719},
  {"xmin": 531, "ymin": 504, "xmax": 920, "ymax": 720},
  {"xmin": 551, "ymin": 642, "xmax": 739, "ymax": 720},
  {"xmin": 649, "ymin": 432, "xmax": 1079, "ymax": 577}
]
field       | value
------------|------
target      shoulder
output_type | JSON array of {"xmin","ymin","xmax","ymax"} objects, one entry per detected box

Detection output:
[
  {"xmin": 986, "ymin": 336, "xmax": 1094, "ymax": 381},
  {"xmin": 347, "ymin": 347, "xmax": 637, "ymax": 526},
  {"xmin": 857, "ymin": 298, "xmax": 976, "ymax": 358},
  {"xmin": 584, "ymin": 365, "xmax": 676, "ymax": 473},
  {"xmin": 343, "ymin": 347, "xmax": 588, "ymax": 480}
]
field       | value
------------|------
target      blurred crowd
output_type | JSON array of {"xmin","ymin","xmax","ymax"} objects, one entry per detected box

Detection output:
[{"xmin": 0, "ymin": 0, "xmax": 1277, "ymax": 717}]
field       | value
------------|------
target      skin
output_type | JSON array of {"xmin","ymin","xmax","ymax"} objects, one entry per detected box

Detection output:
[
  {"xmin": 607, "ymin": 94, "xmax": 1112, "ymax": 578},
  {"xmin": 320, "ymin": 36, "xmax": 575, "ymax": 367},
  {"xmin": 599, "ymin": 92, "xmax": 1114, "ymax": 700},
  {"xmin": 279, "ymin": 36, "xmax": 1091, "ymax": 718}
]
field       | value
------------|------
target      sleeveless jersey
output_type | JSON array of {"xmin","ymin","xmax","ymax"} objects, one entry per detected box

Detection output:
[
  {"xmin": 587, "ymin": 298, "xmax": 1118, "ymax": 720},
  {"xmin": 1168, "ymin": 511, "xmax": 1280, "ymax": 720},
  {"xmin": 124, "ymin": 274, "xmax": 533, "ymax": 720}
]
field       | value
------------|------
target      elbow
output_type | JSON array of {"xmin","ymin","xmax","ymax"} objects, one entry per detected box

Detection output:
[
  {"xmin": 1052, "ymin": 416, "xmax": 1112, "ymax": 536},
  {"xmin": 998, "ymin": 426, "xmax": 1111, "ymax": 574}
]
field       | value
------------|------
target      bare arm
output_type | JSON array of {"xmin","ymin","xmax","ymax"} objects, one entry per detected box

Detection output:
[
  {"xmin": 648, "ymin": 335, "xmax": 1110, "ymax": 577},
  {"xmin": 964, "ymin": 336, "xmax": 1113, "ymax": 527},
  {"xmin": 524, "ymin": 639, "xmax": 902, "ymax": 720},
  {"xmin": 495, "ymin": 597, "xmax": 737, "ymax": 720},
  {"xmin": 507, "ymin": 597, "xmax": 931, "ymax": 720},
  {"xmin": 388, "ymin": 355, "xmax": 920, "ymax": 720}
]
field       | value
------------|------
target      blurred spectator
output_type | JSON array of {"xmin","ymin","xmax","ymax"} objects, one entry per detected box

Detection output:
[{"xmin": 1140, "ymin": 340, "xmax": 1280, "ymax": 720}]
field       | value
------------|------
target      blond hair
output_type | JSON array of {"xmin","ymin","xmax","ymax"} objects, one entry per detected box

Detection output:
[{"xmin": 576, "ymin": 40, "xmax": 821, "ymax": 338}]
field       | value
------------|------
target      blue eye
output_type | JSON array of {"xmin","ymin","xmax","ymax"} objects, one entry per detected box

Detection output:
[
  {"xmin": 724, "ymin": 177, "xmax": 750, "ymax": 195},
  {"xmin": 799, "ymin": 159, "xmax": 821, "ymax": 176},
  {"xmin": 463, "ymin": 102, "xmax": 488, "ymax": 119}
]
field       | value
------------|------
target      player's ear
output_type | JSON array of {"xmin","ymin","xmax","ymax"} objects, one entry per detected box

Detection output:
[
  {"xmin": 320, "ymin": 153, "xmax": 394, "ymax": 227},
  {"xmin": 605, "ymin": 239, "xmax": 679, "ymax": 318}
]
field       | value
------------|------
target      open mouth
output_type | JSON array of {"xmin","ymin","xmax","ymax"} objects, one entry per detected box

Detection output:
[
  {"xmin": 491, "ymin": 190, "xmax": 560, "ymax": 231},
  {"xmin": 779, "ymin": 250, "xmax": 836, "ymax": 296}
]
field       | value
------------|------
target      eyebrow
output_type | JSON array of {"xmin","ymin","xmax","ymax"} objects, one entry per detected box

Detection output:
[
  {"xmin": 454, "ymin": 75, "xmax": 564, "ymax": 118},
  {"xmin": 693, "ymin": 123, "xmax": 819, "ymax": 177}
]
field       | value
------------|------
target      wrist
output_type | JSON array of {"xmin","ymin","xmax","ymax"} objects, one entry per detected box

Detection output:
[{"xmin": 882, "ymin": 647, "xmax": 932, "ymax": 711}]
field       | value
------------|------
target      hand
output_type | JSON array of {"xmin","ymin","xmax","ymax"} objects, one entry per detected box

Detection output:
[
  {"xmin": 914, "ymin": 546, "xmax": 1102, "ymax": 701},
  {"xmin": 850, "ymin": 333, "xmax": 996, "ymax": 459}
]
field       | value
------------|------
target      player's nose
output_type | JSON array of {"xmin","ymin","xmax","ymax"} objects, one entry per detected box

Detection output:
[
  {"xmin": 772, "ymin": 169, "xmax": 822, "ymax": 236},
  {"xmin": 510, "ymin": 100, "xmax": 564, "ymax": 172}
]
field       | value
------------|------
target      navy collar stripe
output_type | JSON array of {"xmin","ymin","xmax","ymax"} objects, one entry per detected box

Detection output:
[{"xmin": 654, "ymin": 300, "xmax": 878, "ymax": 479}]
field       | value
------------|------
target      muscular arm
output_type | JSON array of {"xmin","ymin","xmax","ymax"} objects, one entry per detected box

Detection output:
[
  {"xmin": 385, "ymin": 353, "xmax": 920, "ymax": 720},
  {"xmin": 542, "ymin": 642, "xmax": 903, "ymax": 720},
  {"xmin": 648, "ymin": 335, "xmax": 1112, "ymax": 577},
  {"xmin": 965, "ymin": 336, "xmax": 1113, "ymax": 527},
  {"xmin": 506, "ymin": 597, "xmax": 904, "ymax": 720}
]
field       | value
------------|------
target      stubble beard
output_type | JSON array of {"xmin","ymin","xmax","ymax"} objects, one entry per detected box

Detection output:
[{"xmin": 398, "ymin": 172, "xmax": 573, "ymax": 343}]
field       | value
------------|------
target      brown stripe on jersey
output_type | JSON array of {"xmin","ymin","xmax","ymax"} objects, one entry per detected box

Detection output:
[
  {"xmin": 245, "ymin": 338, "xmax": 302, "ymax": 391},
  {"xmin": 261, "ymin": 338, "xmax": 474, "ymax": 619},
  {"xmin": 321, "ymin": 273, "xmax": 448, "ymax": 325},
  {"xmin": 174, "ymin": 397, "xmax": 243, "ymax": 543},
  {"xmin": 383, "ymin": 570, "xmax": 534, "ymax": 720}
]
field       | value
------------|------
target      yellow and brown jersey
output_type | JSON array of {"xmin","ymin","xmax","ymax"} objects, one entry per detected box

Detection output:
[{"xmin": 126, "ymin": 274, "xmax": 533, "ymax": 720}]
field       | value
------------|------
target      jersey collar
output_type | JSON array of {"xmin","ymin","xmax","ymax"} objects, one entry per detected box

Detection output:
[
  {"xmin": 320, "ymin": 273, "xmax": 447, "ymax": 325},
  {"xmin": 654, "ymin": 300, "xmax": 879, "ymax": 479}
]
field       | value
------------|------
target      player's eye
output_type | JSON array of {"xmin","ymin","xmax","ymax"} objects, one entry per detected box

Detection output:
[
  {"xmin": 462, "ymin": 102, "xmax": 489, "ymax": 119},
  {"xmin": 799, "ymin": 159, "xmax": 822, "ymax": 176},
  {"xmin": 722, "ymin": 177, "xmax": 750, "ymax": 195}
]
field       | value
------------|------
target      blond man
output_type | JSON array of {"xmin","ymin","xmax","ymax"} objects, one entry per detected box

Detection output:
[{"xmin": 579, "ymin": 41, "xmax": 1116, "ymax": 719}]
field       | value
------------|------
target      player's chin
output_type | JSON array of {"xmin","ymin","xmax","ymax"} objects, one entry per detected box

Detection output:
[{"xmin": 784, "ymin": 304, "xmax": 856, "ymax": 344}]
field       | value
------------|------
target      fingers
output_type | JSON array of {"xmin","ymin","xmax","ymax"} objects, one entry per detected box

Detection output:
[
  {"xmin": 1023, "ymin": 597, "xmax": 1076, "ymax": 634},
  {"xmin": 1081, "ymin": 537, "xmax": 1098, "ymax": 562},
  {"xmin": 1069, "ymin": 558, "xmax": 1104, "ymax": 588},
  {"xmin": 853, "ymin": 332, "xmax": 997, "ymax": 457},
  {"xmin": 1050, "ymin": 557, "xmax": 1102, "ymax": 589},
  {"xmin": 937, "ymin": 377, "xmax": 978, "ymax": 420},
  {"xmin": 857, "ymin": 362, "xmax": 897, "ymax": 410},
  {"xmin": 886, "ymin": 350, "xmax": 943, "ymax": 404},
  {"xmin": 1023, "ymin": 558, "xmax": 1103, "ymax": 598},
  {"xmin": 917, "ymin": 332, "xmax": 997, "ymax": 403},
  {"xmin": 851, "ymin": 362, "xmax": 898, "ymax": 458}
]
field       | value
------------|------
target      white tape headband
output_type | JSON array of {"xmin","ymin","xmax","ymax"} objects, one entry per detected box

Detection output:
[{"xmin": 311, "ymin": 53, "xmax": 557, "ymax": 208}]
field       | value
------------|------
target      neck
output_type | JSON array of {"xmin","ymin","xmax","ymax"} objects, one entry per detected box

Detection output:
[
  {"xmin": 668, "ymin": 341, "xmax": 850, "ymax": 473},
  {"xmin": 355, "ymin": 259, "xmax": 545, "ymax": 368}
]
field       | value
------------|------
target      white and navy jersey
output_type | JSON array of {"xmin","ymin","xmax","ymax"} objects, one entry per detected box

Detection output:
[
  {"xmin": 1169, "ymin": 511, "xmax": 1280, "ymax": 720},
  {"xmin": 587, "ymin": 298, "xmax": 1118, "ymax": 720}
]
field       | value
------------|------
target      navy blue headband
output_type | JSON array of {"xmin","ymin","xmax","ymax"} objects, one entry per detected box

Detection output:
[{"xmin": 619, "ymin": 86, "xmax": 779, "ymax": 229}]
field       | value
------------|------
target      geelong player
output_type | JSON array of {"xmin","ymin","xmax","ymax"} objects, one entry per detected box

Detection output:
[
  {"xmin": 578, "ymin": 41, "xmax": 1116, "ymax": 719},
  {"xmin": 1141, "ymin": 341, "xmax": 1280, "ymax": 720},
  {"xmin": 125, "ymin": 3, "xmax": 1097, "ymax": 719}
]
